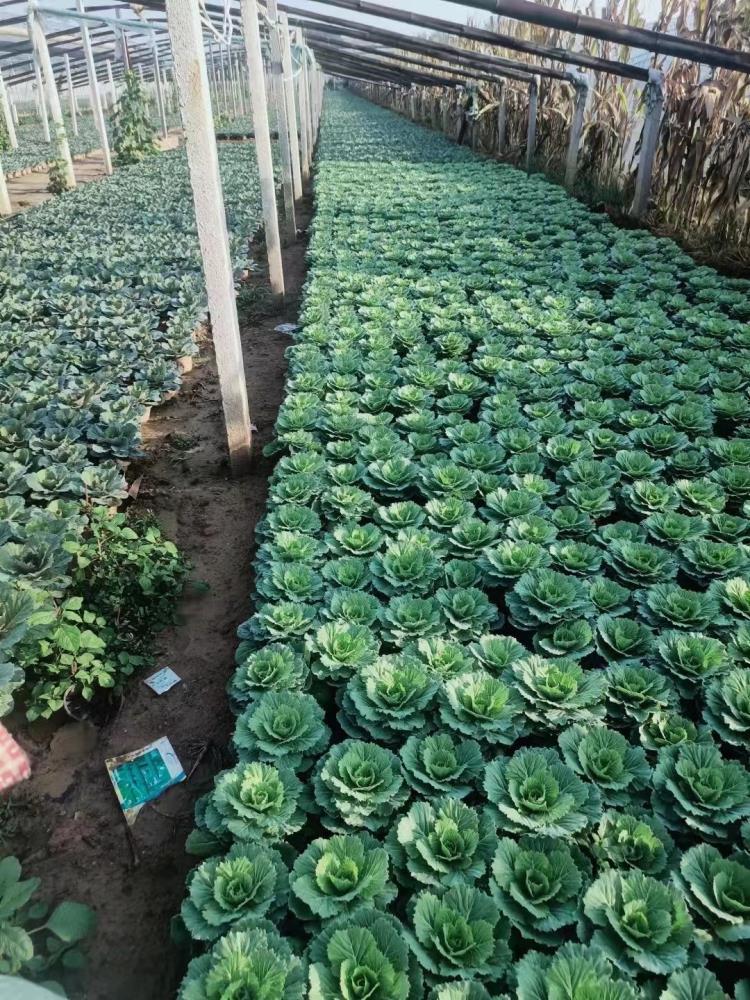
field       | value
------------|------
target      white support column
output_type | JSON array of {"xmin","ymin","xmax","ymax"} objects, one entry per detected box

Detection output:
[
  {"xmin": 11, "ymin": 101, "xmax": 19, "ymax": 127},
  {"xmin": 304, "ymin": 46, "xmax": 314, "ymax": 163},
  {"xmin": 0, "ymin": 69, "xmax": 18, "ymax": 149},
  {"xmin": 0, "ymin": 157, "xmax": 11, "ymax": 216},
  {"xmin": 564, "ymin": 72, "xmax": 589, "ymax": 192},
  {"xmin": 496, "ymin": 81, "xmax": 506, "ymax": 156},
  {"xmin": 240, "ymin": 0, "xmax": 284, "ymax": 296},
  {"xmin": 237, "ymin": 54, "xmax": 247, "ymax": 117},
  {"xmin": 294, "ymin": 30, "xmax": 310, "ymax": 181},
  {"xmin": 227, "ymin": 48, "xmax": 239, "ymax": 119},
  {"xmin": 116, "ymin": 9, "xmax": 130, "ymax": 71},
  {"xmin": 632, "ymin": 69, "xmax": 665, "ymax": 220},
  {"xmin": 279, "ymin": 13, "xmax": 302, "ymax": 201},
  {"xmin": 29, "ymin": 3, "xmax": 75, "ymax": 189},
  {"xmin": 525, "ymin": 74, "xmax": 539, "ymax": 174},
  {"xmin": 107, "ymin": 59, "xmax": 117, "ymax": 109},
  {"xmin": 163, "ymin": 69, "xmax": 172, "ymax": 114},
  {"xmin": 267, "ymin": 0, "xmax": 296, "ymax": 239},
  {"xmin": 33, "ymin": 55, "xmax": 50, "ymax": 141},
  {"xmin": 77, "ymin": 0, "xmax": 112, "ymax": 174},
  {"xmin": 64, "ymin": 54, "xmax": 78, "ymax": 136},
  {"xmin": 165, "ymin": 0, "xmax": 253, "ymax": 474},
  {"xmin": 208, "ymin": 38, "xmax": 218, "ymax": 111},
  {"xmin": 153, "ymin": 41, "xmax": 168, "ymax": 138}
]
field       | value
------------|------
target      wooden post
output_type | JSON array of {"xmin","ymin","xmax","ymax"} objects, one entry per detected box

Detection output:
[
  {"xmin": 153, "ymin": 40, "xmax": 168, "ymax": 138},
  {"xmin": 165, "ymin": 0, "xmax": 253, "ymax": 474},
  {"xmin": 279, "ymin": 13, "xmax": 303, "ymax": 201},
  {"xmin": 33, "ymin": 54, "xmax": 51, "ymax": 141},
  {"xmin": 0, "ymin": 69, "xmax": 18, "ymax": 149},
  {"xmin": 631, "ymin": 69, "xmax": 664, "ymax": 220},
  {"xmin": 525, "ymin": 73, "xmax": 539, "ymax": 173},
  {"xmin": 64, "ymin": 54, "xmax": 78, "ymax": 136},
  {"xmin": 564, "ymin": 72, "xmax": 588, "ymax": 192},
  {"xmin": 0, "ymin": 156, "xmax": 11, "ymax": 216},
  {"xmin": 240, "ymin": 0, "xmax": 285, "ymax": 296},
  {"xmin": 77, "ymin": 0, "xmax": 112, "ymax": 174},
  {"xmin": 496, "ymin": 81, "xmax": 506, "ymax": 156},
  {"xmin": 267, "ymin": 0, "xmax": 297, "ymax": 238},
  {"xmin": 107, "ymin": 59, "xmax": 117, "ymax": 109},
  {"xmin": 29, "ymin": 3, "xmax": 75, "ymax": 189}
]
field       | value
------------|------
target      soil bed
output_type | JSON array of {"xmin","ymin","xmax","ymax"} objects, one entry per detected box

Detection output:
[{"xmin": 4, "ymin": 200, "xmax": 311, "ymax": 1000}]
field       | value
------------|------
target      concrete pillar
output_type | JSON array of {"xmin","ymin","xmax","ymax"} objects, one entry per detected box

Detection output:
[
  {"xmin": 165, "ymin": 0, "xmax": 253, "ymax": 473},
  {"xmin": 632, "ymin": 69, "xmax": 665, "ymax": 220}
]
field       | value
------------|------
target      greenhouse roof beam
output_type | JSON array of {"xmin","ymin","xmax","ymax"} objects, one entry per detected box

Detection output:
[
  {"xmin": 449, "ymin": 0, "xmax": 750, "ymax": 74},
  {"xmin": 306, "ymin": 30, "xmax": 526, "ymax": 87},
  {"xmin": 299, "ymin": 0, "xmax": 648, "ymax": 81},
  {"xmin": 283, "ymin": 8, "xmax": 554, "ymax": 84}
]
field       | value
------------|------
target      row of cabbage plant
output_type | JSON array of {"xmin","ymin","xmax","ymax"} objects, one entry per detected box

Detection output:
[
  {"xmin": 1, "ymin": 114, "xmax": 102, "ymax": 175},
  {"xmin": 175, "ymin": 91, "xmax": 750, "ymax": 1000},
  {"xmin": 0, "ymin": 143, "xmax": 265, "ymax": 715}
]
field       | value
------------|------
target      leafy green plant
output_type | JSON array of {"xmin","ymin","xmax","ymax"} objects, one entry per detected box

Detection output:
[
  {"xmin": 312, "ymin": 739, "xmax": 408, "ymax": 832},
  {"xmin": 308, "ymin": 910, "xmax": 421, "ymax": 1000},
  {"xmin": 581, "ymin": 869, "xmax": 693, "ymax": 975},
  {"xmin": 387, "ymin": 797, "xmax": 496, "ymax": 889},
  {"xmin": 490, "ymin": 835, "xmax": 585, "ymax": 945},
  {"xmin": 672, "ymin": 844, "xmax": 750, "ymax": 961},
  {"xmin": 181, "ymin": 844, "xmax": 289, "ymax": 940},
  {"xmin": 406, "ymin": 885, "xmax": 511, "ymax": 981},
  {"xmin": 484, "ymin": 747, "xmax": 601, "ymax": 836},
  {"xmin": 0, "ymin": 856, "xmax": 95, "ymax": 985},
  {"xmin": 290, "ymin": 833, "xmax": 395, "ymax": 921},
  {"xmin": 178, "ymin": 920, "xmax": 306, "ymax": 1000}
]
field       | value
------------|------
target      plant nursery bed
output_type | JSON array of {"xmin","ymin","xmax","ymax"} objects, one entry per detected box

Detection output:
[{"xmin": 2, "ymin": 204, "xmax": 311, "ymax": 1000}]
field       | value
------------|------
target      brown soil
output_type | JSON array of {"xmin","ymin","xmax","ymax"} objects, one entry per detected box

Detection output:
[
  {"xmin": 5, "ymin": 131, "xmax": 181, "ymax": 215},
  {"xmin": 5, "ymin": 200, "xmax": 311, "ymax": 1000}
]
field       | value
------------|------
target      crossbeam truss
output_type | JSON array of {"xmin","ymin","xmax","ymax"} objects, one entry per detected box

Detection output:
[{"xmin": 0, "ymin": 0, "xmax": 748, "ymax": 464}]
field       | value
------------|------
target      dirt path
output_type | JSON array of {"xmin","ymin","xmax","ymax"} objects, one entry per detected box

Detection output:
[
  {"xmin": 6, "ymin": 200, "xmax": 311, "ymax": 1000},
  {"xmin": 5, "ymin": 131, "xmax": 182, "ymax": 215}
]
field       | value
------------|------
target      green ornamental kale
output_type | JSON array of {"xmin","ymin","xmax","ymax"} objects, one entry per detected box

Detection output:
[
  {"xmin": 399, "ymin": 733, "xmax": 484, "ymax": 798},
  {"xmin": 652, "ymin": 743, "xmax": 750, "ymax": 839},
  {"xmin": 484, "ymin": 747, "xmax": 601, "ymax": 837},
  {"xmin": 232, "ymin": 689, "xmax": 330, "ymax": 770},
  {"xmin": 581, "ymin": 869, "xmax": 693, "ymax": 975},
  {"xmin": 290, "ymin": 833, "xmax": 395, "ymax": 921},
  {"xmin": 440, "ymin": 670, "xmax": 527, "ymax": 747},
  {"xmin": 339, "ymin": 655, "xmax": 439, "ymax": 743},
  {"xmin": 197, "ymin": 761, "xmax": 306, "ymax": 847},
  {"xmin": 506, "ymin": 569, "xmax": 594, "ymax": 629},
  {"xmin": 514, "ymin": 942, "xmax": 640, "ymax": 1000},
  {"xmin": 406, "ymin": 885, "xmax": 511, "ymax": 980},
  {"xmin": 228, "ymin": 643, "xmax": 309, "ymax": 710},
  {"xmin": 591, "ymin": 809, "xmax": 676, "ymax": 876},
  {"xmin": 558, "ymin": 724, "xmax": 651, "ymax": 807},
  {"xmin": 313, "ymin": 739, "xmax": 409, "ymax": 833},
  {"xmin": 672, "ymin": 843, "xmax": 750, "ymax": 961},
  {"xmin": 659, "ymin": 968, "xmax": 729, "ymax": 1000},
  {"xmin": 510, "ymin": 655, "xmax": 607, "ymax": 729},
  {"xmin": 490, "ymin": 835, "xmax": 585, "ymax": 945},
  {"xmin": 307, "ymin": 909, "xmax": 422, "ymax": 1000},
  {"xmin": 704, "ymin": 667, "xmax": 750, "ymax": 748},
  {"xmin": 387, "ymin": 797, "xmax": 497, "ymax": 889},
  {"xmin": 178, "ymin": 920, "xmax": 306, "ymax": 1000},
  {"xmin": 181, "ymin": 844, "xmax": 289, "ymax": 940}
]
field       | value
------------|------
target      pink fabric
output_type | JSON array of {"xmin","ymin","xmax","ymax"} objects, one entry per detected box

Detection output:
[{"xmin": 0, "ymin": 724, "xmax": 30, "ymax": 792}]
